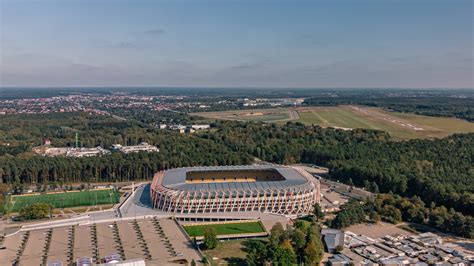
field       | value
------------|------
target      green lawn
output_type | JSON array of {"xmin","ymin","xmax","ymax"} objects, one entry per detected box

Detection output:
[
  {"xmin": 8, "ymin": 188, "xmax": 120, "ymax": 212},
  {"xmin": 184, "ymin": 221, "xmax": 266, "ymax": 237}
]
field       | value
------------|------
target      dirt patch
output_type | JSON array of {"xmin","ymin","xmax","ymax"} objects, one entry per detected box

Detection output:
[{"xmin": 345, "ymin": 222, "xmax": 415, "ymax": 239}]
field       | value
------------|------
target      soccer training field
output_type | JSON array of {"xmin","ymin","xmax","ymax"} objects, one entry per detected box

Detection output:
[
  {"xmin": 8, "ymin": 188, "xmax": 120, "ymax": 212},
  {"xmin": 183, "ymin": 221, "xmax": 266, "ymax": 237}
]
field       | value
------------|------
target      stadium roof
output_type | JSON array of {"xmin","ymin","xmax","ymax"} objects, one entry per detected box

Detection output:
[{"xmin": 161, "ymin": 165, "xmax": 309, "ymax": 191}]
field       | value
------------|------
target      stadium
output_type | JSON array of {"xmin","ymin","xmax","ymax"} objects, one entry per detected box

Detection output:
[{"xmin": 150, "ymin": 165, "xmax": 320, "ymax": 217}]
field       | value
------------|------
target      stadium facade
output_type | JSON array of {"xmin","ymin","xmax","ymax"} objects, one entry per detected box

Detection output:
[{"xmin": 150, "ymin": 165, "xmax": 320, "ymax": 217}]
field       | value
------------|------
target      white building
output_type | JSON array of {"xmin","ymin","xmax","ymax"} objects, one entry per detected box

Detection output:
[
  {"xmin": 112, "ymin": 142, "xmax": 159, "ymax": 154},
  {"xmin": 191, "ymin": 124, "xmax": 210, "ymax": 130},
  {"xmin": 66, "ymin": 147, "xmax": 110, "ymax": 157}
]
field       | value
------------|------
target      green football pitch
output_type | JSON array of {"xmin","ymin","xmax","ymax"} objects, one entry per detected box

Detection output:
[
  {"xmin": 183, "ymin": 221, "xmax": 266, "ymax": 237},
  {"xmin": 7, "ymin": 188, "xmax": 120, "ymax": 212}
]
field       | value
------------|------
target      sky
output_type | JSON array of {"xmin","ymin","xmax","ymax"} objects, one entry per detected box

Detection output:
[{"xmin": 0, "ymin": 0, "xmax": 473, "ymax": 88}]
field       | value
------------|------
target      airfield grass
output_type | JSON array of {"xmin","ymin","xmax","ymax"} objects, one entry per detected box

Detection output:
[
  {"xmin": 383, "ymin": 110, "xmax": 474, "ymax": 136},
  {"xmin": 194, "ymin": 106, "xmax": 474, "ymax": 140},
  {"xmin": 8, "ymin": 188, "xmax": 120, "ymax": 212},
  {"xmin": 237, "ymin": 113, "xmax": 289, "ymax": 122},
  {"xmin": 298, "ymin": 107, "xmax": 378, "ymax": 128},
  {"xmin": 297, "ymin": 107, "xmax": 425, "ymax": 139},
  {"xmin": 192, "ymin": 108, "xmax": 292, "ymax": 123},
  {"xmin": 183, "ymin": 221, "xmax": 266, "ymax": 237}
]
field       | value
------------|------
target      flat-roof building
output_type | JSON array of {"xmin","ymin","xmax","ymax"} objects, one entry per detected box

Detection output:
[
  {"xmin": 112, "ymin": 142, "xmax": 159, "ymax": 154},
  {"xmin": 150, "ymin": 165, "xmax": 320, "ymax": 217},
  {"xmin": 322, "ymin": 228, "xmax": 345, "ymax": 253}
]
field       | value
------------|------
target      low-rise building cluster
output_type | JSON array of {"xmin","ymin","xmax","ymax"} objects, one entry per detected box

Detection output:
[
  {"xmin": 33, "ymin": 142, "xmax": 159, "ymax": 157},
  {"xmin": 161, "ymin": 124, "xmax": 210, "ymax": 133},
  {"xmin": 33, "ymin": 146, "xmax": 111, "ymax": 158},
  {"xmin": 240, "ymin": 97, "xmax": 304, "ymax": 107},
  {"xmin": 326, "ymin": 231, "xmax": 472, "ymax": 266},
  {"xmin": 112, "ymin": 142, "xmax": 159, "ymax": 154}
]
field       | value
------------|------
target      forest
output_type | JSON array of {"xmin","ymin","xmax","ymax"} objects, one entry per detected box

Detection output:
[{"xmin": 0, "ymin": 112, "xmax": 472, "ymax": 231}]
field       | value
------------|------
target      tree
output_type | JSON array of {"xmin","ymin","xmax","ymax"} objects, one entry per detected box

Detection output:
[
  {"xmin": 0, "ymin": 183, "xmax": 11, "ymax": 213},
  {"xmin": 371, "ymin": 182, "xmax": 379, "ymax": 194},
  {"xmin": 303, "ymin": 239, "xmax": 323, "ymax": 266},
  {"xmin": 383, "ymin": 205, "xmax": 402, "ymax": 224},
  {"xmin": 294, "ymin": 220, "xmax": 309, "ymax": 231},
  {"xmin": 203, "ymin": 227, "xmax": 218, "ymax": 250},
  {"xmin": 190, "ymin": 259, "xmax": 196, "ymax": 266},
  {"xmin": 244, "ymin": 239, "xmax": 268, "ymax": 266},
  {"xmin": 313, "ymin": 203, "xmax": 325, "ymax": 221},
  {"xmin": 291, "ymin": 228, "xmax": 306, "ymax": 252},
  {"xmin": 270, "ymin": 222, "xmax": 285, "ymax": 245},
  {"xmin": 19, "ymin": 203, "xmax": 51, "ymax": 220},
  {"xmin": 271, "ymin": 244, "xmax": 296, "ymax": 265},
  {"xmin": 280, "ymin": 239, "xmax": 293, "ymax": 252},
  {"xmin": 369, "ymin": 211, "xmax": 381, "ymax": 222},
  {"xmin": 332, "ymin": 200, "xmax": 366, "ymax": 228}
]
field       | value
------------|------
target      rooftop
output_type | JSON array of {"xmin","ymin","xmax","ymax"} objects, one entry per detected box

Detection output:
[
  {"xmin": 161, "ymin": 165, "xmax": 310, "ymax": 191},
  {"xmin": 322, "ymin": 228, "xmax": 344, "ymax": 252}
]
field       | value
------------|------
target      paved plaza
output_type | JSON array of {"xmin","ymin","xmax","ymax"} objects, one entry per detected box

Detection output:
[{"xmin": 0, "ymin": 217, "xmax": 201, "ymax": 266}]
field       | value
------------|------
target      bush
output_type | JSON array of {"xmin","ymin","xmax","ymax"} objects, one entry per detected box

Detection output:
[
  {"xmin": 19, "ymin": 202, "xmax": 51, "ymax": 220},
  {"xmin": 203, "ymin": 227, "xmax": 218, "ymax": 249}
]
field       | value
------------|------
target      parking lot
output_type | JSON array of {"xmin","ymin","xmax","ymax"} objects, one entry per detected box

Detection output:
[{"xmin": 0, "ymin": 217, "xmax": 201, "ymax": 265}]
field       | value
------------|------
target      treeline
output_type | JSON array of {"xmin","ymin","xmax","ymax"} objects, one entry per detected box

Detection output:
[
  {"xmin": 372, "ymin": 194, "xmax": 474, "ymax": 239},
  {"xmin": 331, "ymin": 195, "xmax": 474, "ymax": 239},
  {"xmin": 105, "ymin": 108, "xmax": 194, "ymax": 125}
]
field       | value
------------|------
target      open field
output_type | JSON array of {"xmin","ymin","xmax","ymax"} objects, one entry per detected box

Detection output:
[
  {"xmin": 193, "ymin": 106, "xmax": 474, "ymax": 139},
  {"xmin": 192, "ymin": 108, "xmax": 297, "ymax": 123},
  {"xmin": 203, "ymin": 239, "xmax": 248, "ymax": 266},
  {"xmin": 345, "ymin": 222, "xmax": 415, "ymax": 239},
  {"xmin": 183, "ymin": 221, "xmax": 266, "ymax": 237},
  {"xmin": 8, "ymin": 189, "xmax": 120, "ymax": 212}
]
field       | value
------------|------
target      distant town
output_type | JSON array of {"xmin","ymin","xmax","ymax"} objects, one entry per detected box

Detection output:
[{"xmin": 0, "ymin": 92, "xmax": 304, "ymax": 116}]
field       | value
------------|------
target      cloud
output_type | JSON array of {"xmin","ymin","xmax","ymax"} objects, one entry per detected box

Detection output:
[
  {"xmin": 297, "ymin": 60, "xmax": 361, "ymax": 75},
  {"xmin": 96, "ymin": 41, "xmax": 142, "ymax": 49},
  {"xmin": 143, "ymin": 28, "xmax": 165, "ymax": 35},
  {"xmin": 227, "ymin": 62, "xmax": 264, "ymax": 70},
  {"xmin": 110, "ymin": 42, "xmax": 139, "ymax": 49}
]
